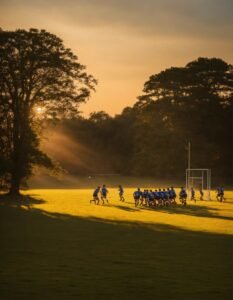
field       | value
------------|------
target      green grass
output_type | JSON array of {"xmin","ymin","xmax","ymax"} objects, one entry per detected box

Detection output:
[{"xmin": 0, "ymin": 188, "xmax": 232, "ymax": 300}]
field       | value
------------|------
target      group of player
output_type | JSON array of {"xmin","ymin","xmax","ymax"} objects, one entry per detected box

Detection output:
[
  {"xmin": 91, "ymin": 185, "xmax": 188, "ymax": 206},
  {"xmin": 91, "ymin": 184, "xmax": 110, "ymax": 205},
  {"xmin": 91, "ymin": 184, "xmax": 225, "ymax": 206},
  {"xmin": 133, "ymin": 187, "xmax": 188, "ymax": 207}
]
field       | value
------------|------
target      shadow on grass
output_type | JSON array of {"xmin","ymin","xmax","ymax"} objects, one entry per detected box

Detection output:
[
  {"xmin": 0, "ymin": 193, "xmax": 46, "ymax": 209},
  {"xmin": 0, "ymin": 194, "xmax": 232, "ymax": 300},
  {"xmin": 138, "ymin": 203, "xmax": 233, "ymax": 221},
  {"xmin": 107, "ymin": 204, "xmax": 141, "ymax": 212}
]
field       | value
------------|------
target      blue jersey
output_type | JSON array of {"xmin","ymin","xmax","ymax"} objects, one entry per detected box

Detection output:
[
  {"xmin": 171, "ymin": 190, "xmax": 176, "ymax": 197},
  {"xmin": 119, "ymin": 186, "xmax": 124, "ymax": 194},
  {"xmin": 144, "ymin": 191, "xmax": 149, "ymax": 198},
  {"xmin": 134, "ymin": 191, "xmax": 140, "ymax": 199},
  {"xmin": 163, "ymin": 191, "xmax": 169, "ymax": 199},
  {"xmin": 101, "ymin": 187, "xmax": 108, "ymax": 196},
  {"xmin": 180, "ymin": 189, "xmax": 187, "ymax": 197},
  {"xmin": 153, "ymin": 191, "xmax": 158, "ymax": 198},
  {"xmin": 158, "ymin": 191, "xmax": 163, "ymax": 198},
  {"xmin": 93, "ymin": 188, "xmax": 99, "ymax": 197},
  {"xmin": 148, "ymin": 192, "xmax": 154, "ymax": 200}
]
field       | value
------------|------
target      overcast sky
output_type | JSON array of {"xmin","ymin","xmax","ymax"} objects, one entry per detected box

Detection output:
[{"xmin": 1, "ymin": 0, "xmax": 233, "ymax": 115}]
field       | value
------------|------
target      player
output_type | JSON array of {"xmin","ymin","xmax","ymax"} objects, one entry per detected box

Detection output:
[
  {"xmin": 199, "ymin": 189, "xmax": 204, "ymax": 200},
  {"xmin": 179, "ymin": 187, "xmax": 187, "ymax": 205},
  {"xmin": 219, "ymin": 186, "xmax": 225, "ymax": 202},
  {"xmin": 170, "ymin": 187, "xmax": 177, "ymax": 204},
  {"xmin": 216, "ymin": 187, "xmax": 221, "ymax": 201},
  {"xmin": 153, "ymin": 189, "xmax": 159, "ymax": 207},
  {"xmin": 118, "ymin": 185, "xmax": 125, "ymax": 202},
  {"xmin": 157, "ymin": 188, "xmax": 163, "ymax": 206},
  {"xmin": 148, "ymin": 190, "xmax": 155, "ymax": 207},
  {"xmin": 91, "ymin": 186, "xmax": 100, "ymax": 204},
  {"xmin": 163, "ymin": 188, "xmax": 170, "ymax": 206},
  {"xmin": 191, "ymin": 187, "xmax": 196, "ymax": 202},
  {"xmin": 133, "ymin": 188, "xmax": 141, "ymax": 207},
  {"xmin": 144, "ymin": 189, "xmax": 150, "ymax": 206},
  {"xmin": 140, "ymin": 190, "xmax": 145, "ymax": 206},
  {"xmin": 101, "ymin": 184, "xmax": 109, "ymax": 204}
]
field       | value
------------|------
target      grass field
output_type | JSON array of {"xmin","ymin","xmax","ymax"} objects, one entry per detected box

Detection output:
[{"xmin": 0, "ymin": 188, "xmax": 232, "ymax": 300}]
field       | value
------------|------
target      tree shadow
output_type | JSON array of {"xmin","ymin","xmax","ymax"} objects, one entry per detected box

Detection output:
[
  {"xmin": 139, "ymin": 203, "xmax": 233, "ymax": 221},
  {"xmin": 107, "ymin": 204, "xmax": 141, "ymax": 212},
  {"xmin": 0, "ymin": 193, "xmax": 46, "ymax": 209},
  {"xmin": 0, "ymin": 198, "xmax": 232, "ymax": 300}
]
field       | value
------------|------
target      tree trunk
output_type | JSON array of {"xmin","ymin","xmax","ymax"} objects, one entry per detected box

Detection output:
[
  {"xmin": 9, "ymin": 174, "xmax": 21, "ymax": 195},
  {"xmin": 9, "ymin": 99, "xmax": 22, "ymax": 196}
]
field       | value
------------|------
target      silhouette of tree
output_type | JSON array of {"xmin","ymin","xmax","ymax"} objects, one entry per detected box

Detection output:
[
  {"xmin": 0, "ymin": 29, "xmax": 96, "ymax": 195},
  {"xmin": 57, "ymin": 58, "xmax": 232, "ymax": 183}
]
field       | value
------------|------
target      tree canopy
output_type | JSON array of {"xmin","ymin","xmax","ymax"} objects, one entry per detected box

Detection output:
[
  {"xmin": 55, "ymin": 58, "xmax": 232, "ymax": 184},
  {"xmin": 0, "ymin": 29, "xmax": 96, "ymax": 194}
]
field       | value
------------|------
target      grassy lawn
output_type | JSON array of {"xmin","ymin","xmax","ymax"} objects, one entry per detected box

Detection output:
[{"xmin": 0, "ymin": 188, "xmax": 232, "ymax": 300}]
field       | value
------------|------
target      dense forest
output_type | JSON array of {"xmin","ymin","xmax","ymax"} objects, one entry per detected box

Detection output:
[{"xmin": 49, "ymin": 57, "xmax": 232, "ymax": 184}]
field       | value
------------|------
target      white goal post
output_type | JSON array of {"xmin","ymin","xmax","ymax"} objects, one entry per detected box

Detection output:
[{"xmin": 186, "ymin": 169, "xmax": 211, "ymax": 200}]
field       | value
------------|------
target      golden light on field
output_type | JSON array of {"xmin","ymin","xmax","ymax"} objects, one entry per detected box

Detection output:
[{"xmin": 23, "ymin": 188, "xmax": 233, "ymax": 235}]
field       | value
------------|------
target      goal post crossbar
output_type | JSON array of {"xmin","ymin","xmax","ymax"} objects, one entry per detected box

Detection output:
[{"xmin": 186, "ymin": 168, "xmax": 211, "ymax": 200}]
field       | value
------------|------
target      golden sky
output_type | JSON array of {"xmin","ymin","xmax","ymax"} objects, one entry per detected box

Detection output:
[{"xmin": 1, "ymin": 0, "xmax": 233, "ymax": 116}]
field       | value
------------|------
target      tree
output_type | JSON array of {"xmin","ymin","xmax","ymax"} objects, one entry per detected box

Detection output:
[
  {"xmin": 0, "ymin": 29, "xmax": 96, "ymax": 195},
  {"xmin": 134, "ymin": 57, "xmax": 233, "ymax": 180},
  {"xmin": 57, "ymin": 58, "xmax": 232, "ymax": 183}
]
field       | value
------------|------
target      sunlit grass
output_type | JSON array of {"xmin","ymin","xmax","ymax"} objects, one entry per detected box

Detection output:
[
  {"xmin": 24, "ymin": 188, "xmax": 233, "ymax": 235},
  {"xmin": 1, "ymin": 188, "xmax": 232, "ymax": 299}
]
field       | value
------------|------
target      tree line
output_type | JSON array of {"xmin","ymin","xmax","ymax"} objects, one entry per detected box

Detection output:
[
  {"xmin": 58, "ymin": 57, "xmax": 232, "ymax": 184},
  {"xmin": 0, "ymin": 28, "xmax": 232, "ymax": 195}
]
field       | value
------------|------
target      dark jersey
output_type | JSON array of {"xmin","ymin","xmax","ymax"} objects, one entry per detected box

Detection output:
[
  {"xmin": 134, "ymin": 191, "xmax": 140, "ymax": 199},
  {"xmin": 93, "ymin": 188, "xmax": 99, "ymax": 197},
  {"xmin": 180, "ymin": 189, "xmax": 187, "ymax": 197},
  {"xmin": 119, "ymin": 187, "xmax": 124, "ymax": 194},
  {"xmin": 101, "ymin": 187, "xmax": 108, "ymax": 196}
]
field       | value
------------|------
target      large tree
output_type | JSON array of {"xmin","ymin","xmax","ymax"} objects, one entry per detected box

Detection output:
[
  {"xmin": 133, "ymin": 57, "xmax": 233, "ymax": 179},
  {"xmin": 0, "ymin": 29, "xmax": 96, "ymax": 195}
]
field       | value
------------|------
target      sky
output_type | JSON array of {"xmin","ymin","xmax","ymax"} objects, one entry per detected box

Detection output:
[{"xmin": 1, "ymin": 0, "xmax": 233, "ymax": 116}]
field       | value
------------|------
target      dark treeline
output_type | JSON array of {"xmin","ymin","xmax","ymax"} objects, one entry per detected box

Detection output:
[{"xmin": 57, "ymin": 58, "xmax": 232, "ymax": 184}]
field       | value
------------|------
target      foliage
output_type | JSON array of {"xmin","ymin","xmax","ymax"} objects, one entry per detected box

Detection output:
[
  {"xmin": 0, "ymin": 29, "xmax": 96, "ymax": 194},
  {"xmin": 59, "ymin": 58, "xmax": 232, "ymax": 183}
]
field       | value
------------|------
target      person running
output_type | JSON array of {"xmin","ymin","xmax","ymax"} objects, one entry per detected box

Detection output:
[
  {"xmin": 148, "ymin": 190, "xmax": 155, "ymax": 207},
  {"xmin": 170, "ymin": 187, "xmax": 177, "ymax": 204},
  {"xmin": 179, "ymin": 187, "xmax": 187, "ymax": 205},
  {"xmin": 199, "ymin": 189, "xmax": 204, "ymax": 200},
  {"xmin": 118, "ymin": 185, "xmax": 125, "ymax": 202},
  {"xmin": 101, "ymin": 184, "xmax": 109, "ymax": 204},
  {"xmin": 158, "ymin": 188, "xmax": 163, "ymax": 206},
  {"xmin": 163, "ymin": 188, "xmax": 170, "ymax": 206},
  {"xmin": 153, "ymin": 189, "xmax": 159, "ymax": 207},
  {"xmin": 140, "ymin": 189, "xmax": 147, "ymax": 206},
  {"xmin": 191, "ymin": 187, "xmax": 196, "ymax": 202},
  {"xmin": 219, "ymin": 186, "xmax": 225, "ymax": 202},
  {"xmin": 133, "ymin": 188, "xmax": 141, "ymax": 207},
  {"xmin": 216, "ymin": 187, "xmax": 221, "ymax": 201},
  {"xmin": 91, "ymin": 186, "xmax": 100, "ymax": 204}
]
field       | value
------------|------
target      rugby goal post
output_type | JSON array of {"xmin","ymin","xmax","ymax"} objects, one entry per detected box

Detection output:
[{"xmin": 186, "ymin": 169, "xmax": 211, "ymax": 200}]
